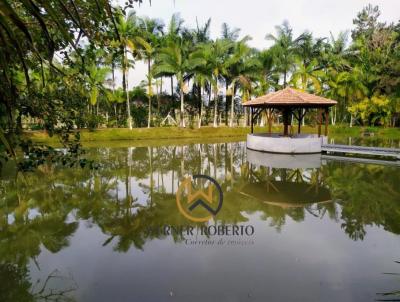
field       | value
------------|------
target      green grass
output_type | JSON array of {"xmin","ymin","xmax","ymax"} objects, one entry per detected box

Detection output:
[
  {"xmin": 23, "ymin": 125, "xmax": 400, "ymax": 146},
  {"xmin": 24, "ymin": 127, "xmax": 252, "ymax": 145}
]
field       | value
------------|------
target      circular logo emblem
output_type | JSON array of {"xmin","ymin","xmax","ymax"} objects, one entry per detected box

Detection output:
[{"xmin": 176, "ymin": 174, "xmax": 223, "ymax": 222}]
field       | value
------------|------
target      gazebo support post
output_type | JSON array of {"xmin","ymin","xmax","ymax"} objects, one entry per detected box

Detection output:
[
  {"xmin": 317, "ymin": 108, "xmax": 322, "ymax": 137},
  {"xmin": 296, "ymin": 109, "xmax": 302, "ymax": 134},
  {"xmin": 292, "ymin": 108, "xmax": 306, "ymax": 135},
  {"xmin": 250, "ymin": 107, "xmax": 254, "ymax": 134},
  {"xmin": 325, "ymin": 108, "xmax": 329, "ymax": 136},
  {"xmin": 282, "ymin": 108, "xmax": 291, "ymax": 136}
]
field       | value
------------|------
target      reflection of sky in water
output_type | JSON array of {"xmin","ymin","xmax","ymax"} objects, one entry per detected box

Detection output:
[
  {"xmin": 1, "ymin": 139, "xmax": 400, "ymax": 301},
  {"xmin": 28, "ymin": 210, "xmax": 400, "ymax": 302}
]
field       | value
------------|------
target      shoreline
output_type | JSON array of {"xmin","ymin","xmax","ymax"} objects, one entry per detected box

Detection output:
[{"xmin": 23, "ymin": 125, "xmax": 400, "ymax": 146}]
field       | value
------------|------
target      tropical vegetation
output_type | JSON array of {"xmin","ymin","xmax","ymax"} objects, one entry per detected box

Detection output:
[{"xmin": 1, "ymin": 2, "xmax": 400, "ymax": 167}]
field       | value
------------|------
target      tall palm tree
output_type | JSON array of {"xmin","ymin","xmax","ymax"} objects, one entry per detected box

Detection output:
[
  {"xmin": 194, "ymin": 18, "xmax": 212, "ymax": 44},
  {"xmin": 227, "ymin": 39, "xmax": 260, "ymax": 127},
  {"xmin": 190, "ymin": 18, "xmax": 212, "ymax": 128},
  {"xmin": 221, "ymin": 22, "xmax": 241, "ymax": 41},
  {"xmin": 153, "ymin": 40, "xmax": 204, "ymax": 127},
  {"xmin": 291, "ymin": 59, "xmax": 323, "ymax": 92},
  {"xmin": 321, "ymin": 32, "xmax": 352, "ymax": 124},
  {"xmin": 325, "ymin": 31, "xmax": 351, "ymax": 72},
  {"xmin": 256, "ymin": 48, "xmax": 279, "ymax": 94},
  {"xmin": 198, "ymin": 39, "xmax": 232, "ymax": 127},
  {"xmin": 221, "ymin": 23, "xmax": 242, "ymax": 125},
  {"xmin": 294, "ymin": 32, "xmax": 325, "ymax": 68},
  {"xmin": 139, "ymin": 17, "xmax": 164, "ymax": 128},
  {"xmin": 266, "ymin": 21, "xmax": 297, "ymax": 87},
  {"xmin": 192, "ymin": 69, "xmax": 211, "ymax": 128},
  {"xmin": 162, "ymin": 13, "xmax": 186, "ymax": 99},
  {"xmin": 116, "ymin": 11, "xmax": 149, "ymax": 130},
  {"xmin": 336, "ymin": 67, "xmax": 369, "ymax": 126},
  {"xmin": 86, "ymin": 64, "xmax": 111, "ymax": 114}
]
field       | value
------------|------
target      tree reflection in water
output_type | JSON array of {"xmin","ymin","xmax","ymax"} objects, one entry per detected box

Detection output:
[{"xmin": 0, "ymin": 141, "xmax": 400, "ymax": 300}]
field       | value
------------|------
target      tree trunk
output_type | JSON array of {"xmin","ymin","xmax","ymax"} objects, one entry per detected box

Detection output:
[
  {"xmin": 283, "ymin": 71, "xmax": 287, "ymax": 88},
  {"xmin": 229, "ymin": 83, "xmax": 235, "ymax": 127},
  {"xmin": 331, "ymin": 107, "xmax": 336, "ymax": 125},
  {"xmin": 225, "ymin": 81, "xmax": 229, "ymax": 125},
  {"xmin": 112, "ymin": 62, "xmax": 116, "ymax": 92},
  {"xmin": 16, "ymin": 113, "xmax": 22, "ymax": 134},
  {"xmin": 126, "ymin": 76, "xmax": 132, "ymax": 129},
  {"xmin": 111, "ymin": 61, "xmax": 117, "ymax": 124},
  {"xmin": 180, "ymin": 86, "xmax": 185, "ymax": 128},
  {"xmin": 147, "ymin": 58, "xmax": 152, "ymax": 128},
  {"xmin": 123, "ymin": 47, "xmax": 132, "ymax": 130},
  {"xmin": 158, "ymin": 77, "xmax": 162, "ymax": 115},
  {"xmin": 198, "ymin": 86, "xmax": 203, "ymax": 128},
  {"xmin": 213, "ymin": 87, "xmax": 218, "ymax": 127},
  {"xmin": 283, "ymin": 109, "xmax": 290, "ymax": 136}
]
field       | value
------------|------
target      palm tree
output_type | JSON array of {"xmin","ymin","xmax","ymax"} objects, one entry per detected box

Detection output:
[
  {"xmin": 194, "ymin": 18, "xmax": 212, "ymax": 44},
  {"xmin": 336, "ymin": 68, "xmax": 369, "ymax": 126},
  {"xmin": 321, "ymin": 32, "xmax": 352, "ymax": 124},
  {"xmin": 294, "ymin": 32, "xmax": 325, "ymax": 66},
  {"xmin": 221, "ymin": 22, "xmax": 241, "ymax": 41},
  {"xmin": 221, "ymin": 23, "xmax": 242, "ymax": 125},
  {"xmin": 323, "ymin": 31, "xmax": 351, "ymax": 72},
  {"xmin": 116, "ymin": 11, "xmax": 149, "ymax": 130},
  {"xmin": 153, "ymin": 40, "xmax": 204, "ymax": 127},
  {"xmin": 192, "ymin": 70, "xmax": 211, "ymax": 128},
  {"xmin": 290, "ymin": 59, "xmax": 323, "ymax": 92},
  {"xmin": 255, "ymin": 49, "xmax": 279, "ymax": 94},
  {"xmin": 139, "ymin": 17, "xmax": 164, "ymax": 128},
  {"xmin": 198, "ymin": 39, "xmax": 232, "ymax": 127},
  {"xmin": 227, "ymin": 39, "xmax": 260, "ymax": 127},
  {"xmin": 266, "ymin": 21, "xmax": 297, "ymax": 87},
  {"xmin": 86, "ymin": 64, "xmax": 111, "ymax": 115},
  {"xmin": 163, "ymin": 13, "xmax": 186, "ymax": 99},
  {"xmin": 190, "ymin": 18, "xmax": 212, "ymax": 128}
]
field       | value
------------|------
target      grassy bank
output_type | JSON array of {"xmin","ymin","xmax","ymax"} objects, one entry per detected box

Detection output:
[
  {"xmin": 24, "ymin": 125, "xmax": 400, "ymax": 145},
  {"xmin": 25, "ymin": 127, "xmax": 251, "ymax": 145}
]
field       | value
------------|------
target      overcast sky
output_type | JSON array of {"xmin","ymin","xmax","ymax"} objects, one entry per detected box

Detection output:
[{"xmin": 118, "ymin": 0, "xmax": 400, "ymax": 87}]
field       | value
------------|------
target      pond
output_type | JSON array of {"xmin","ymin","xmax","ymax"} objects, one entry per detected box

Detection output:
[{"xmin": 1, "ymin": 138, "xmax": 400, "ymax": 301}]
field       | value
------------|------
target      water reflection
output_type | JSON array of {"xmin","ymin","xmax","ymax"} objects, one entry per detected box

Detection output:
[{"xmin": 0, "ymin": 141, "xmax": 400, "ymax": 301}]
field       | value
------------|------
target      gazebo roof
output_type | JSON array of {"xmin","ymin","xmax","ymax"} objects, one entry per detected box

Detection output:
[{"xmin": 243, "ymin": 87, "xmax": 337, "ymax": 108}]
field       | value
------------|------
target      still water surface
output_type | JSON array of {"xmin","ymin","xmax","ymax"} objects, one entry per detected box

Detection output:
[{"xmin": 1, "ymin": 139, "xmax": 400, "ymax": 301}]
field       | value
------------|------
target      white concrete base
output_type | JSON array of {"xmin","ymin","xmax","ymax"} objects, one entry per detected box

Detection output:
[
  {"xmin": 247, "ymin": 149, "xmax": 322, "ymax": 169},
  {"xmin": 247, "ymin": 133, "xmax": 328, "ymax": 154}
]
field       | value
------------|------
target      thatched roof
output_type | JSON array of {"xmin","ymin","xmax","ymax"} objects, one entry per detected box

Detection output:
[{"xmin": 243, "ymin": 87, "xmax": 337, "ymax": 108}]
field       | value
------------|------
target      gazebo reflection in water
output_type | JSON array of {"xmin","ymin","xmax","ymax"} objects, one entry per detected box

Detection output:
[{"xmin": 241, "ymin": 149, "xmax": 332, "ymax": 210}]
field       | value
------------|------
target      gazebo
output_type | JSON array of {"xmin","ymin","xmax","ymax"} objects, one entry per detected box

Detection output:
[{"xmin": 243, "ymin": 87, "xmax": 337, "ymax": 154}]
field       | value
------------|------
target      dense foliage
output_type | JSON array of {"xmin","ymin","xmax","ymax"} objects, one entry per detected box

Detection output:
[{"xmin": 0, "ymin": 0, "xmax": 143, "ymax": 168}]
